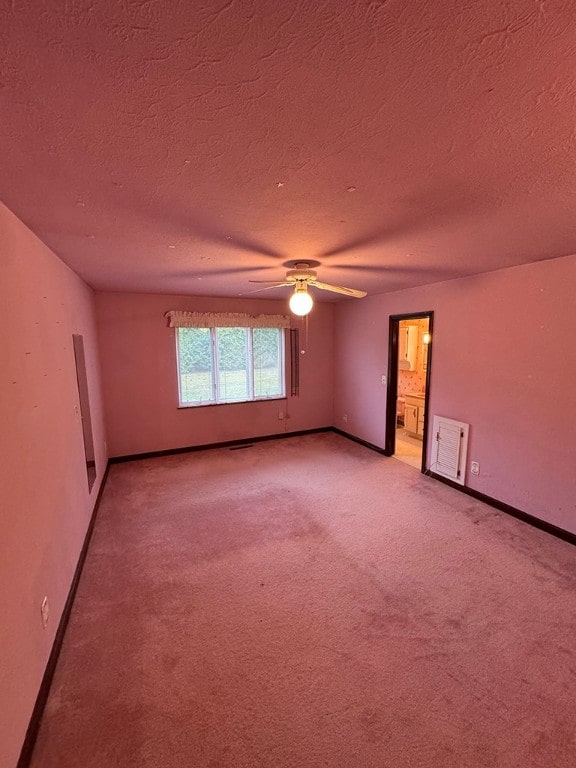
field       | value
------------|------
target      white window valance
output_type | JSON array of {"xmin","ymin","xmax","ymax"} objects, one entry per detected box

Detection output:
[{"xmin": 165, "ymin": 311, "xmax": 290, "ymax": 329}]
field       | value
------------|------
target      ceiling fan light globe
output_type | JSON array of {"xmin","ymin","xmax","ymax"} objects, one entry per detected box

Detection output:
[{"xmin": 289, "ymin": 289, "xmax": 314, "ymax": 316}]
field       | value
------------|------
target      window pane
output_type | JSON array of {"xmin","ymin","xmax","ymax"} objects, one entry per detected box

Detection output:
[
  {"xmin": 178, "ymin": 327, "xmax": 214, "ymax": 404},
  {"xmin": 253, "ymin": 328, "xmax": 283, "ymax": 398},
  {"xmin": 216, "ymin": 327, "xmax": 249, "ymax": 402}
]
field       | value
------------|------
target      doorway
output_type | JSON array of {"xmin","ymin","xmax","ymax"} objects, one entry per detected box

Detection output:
[{"xmin": 384, "ymin": 312, "xmax": 433, "ymax": 472}]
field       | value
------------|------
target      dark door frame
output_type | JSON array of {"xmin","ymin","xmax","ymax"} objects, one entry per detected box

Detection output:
[{"xmin": 384, "ymin": 311, "xmax": 434, "ymax": 473}]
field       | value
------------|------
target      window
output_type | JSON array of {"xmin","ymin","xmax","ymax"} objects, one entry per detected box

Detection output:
[{"xmin": 176, "ymin": 326, "xmax": 285, "ymax": 406}]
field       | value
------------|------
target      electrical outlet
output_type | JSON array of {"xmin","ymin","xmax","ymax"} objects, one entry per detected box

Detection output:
[
  {"xmin": 342, "ymin": 414, "xmax": 348, "ymax": 423},
  {"xmin": 381, "ymin": 375, "xmax": 387, "ymax": 386},
  {"xmin": 41, "ymin": 596, "xmax": 49, "ymax": 629},
  {"xmin": 278, "ymin": 411, "xmax": 284, "ymax": 420},
  {"xmin": 471, "ymin": 461, "xmax": 480, "ymax": 475}
]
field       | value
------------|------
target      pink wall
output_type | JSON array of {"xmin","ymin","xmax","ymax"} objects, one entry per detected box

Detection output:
[
  {"xmin": 0, "ymin": 204, "xmax": 107, "ymax": 768},
  {"xmin": 96, "ymin": 292, "xmax": 334, "ymax": 457},
  {"xmin": 334, "ymin": 255, "xmax": 576, "ymax": 535}
]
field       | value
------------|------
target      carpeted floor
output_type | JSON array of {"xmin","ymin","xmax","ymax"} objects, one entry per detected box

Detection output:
[{"xmin": 30, "ymin": 433, "xmax": 576, "ymax": 767}]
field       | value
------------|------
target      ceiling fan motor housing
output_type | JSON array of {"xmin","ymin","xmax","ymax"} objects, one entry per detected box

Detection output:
[{"xmin": 286, "ymin": 263, "xmax": 316, "ymax": 282}]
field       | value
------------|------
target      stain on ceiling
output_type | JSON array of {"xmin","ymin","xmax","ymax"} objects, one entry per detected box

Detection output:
[{"xmin": 1, "ymin": 0, "xmax": 576, "ymax": 301}]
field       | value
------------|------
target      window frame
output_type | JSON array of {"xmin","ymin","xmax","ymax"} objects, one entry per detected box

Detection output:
[{"xmin": 175, "ymin": 326, "xmax": 286, "ymax": 408}]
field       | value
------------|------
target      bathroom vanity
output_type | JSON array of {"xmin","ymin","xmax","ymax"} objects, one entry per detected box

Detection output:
[{"xmin": 404, "ymin": 393, "xmax": 426, "ymax": 438}]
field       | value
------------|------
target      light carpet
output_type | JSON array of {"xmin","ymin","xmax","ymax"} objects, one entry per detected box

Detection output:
[{"xmin": 30, "ymin": 433, "xmax": 576, "ymax": 767}]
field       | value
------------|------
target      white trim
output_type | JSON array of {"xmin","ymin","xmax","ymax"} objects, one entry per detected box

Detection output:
[
  {"xmin": 247, "ymin": 330, "xmax": 254, "ymax": 400},
  {"xmin": 211, "ymin": 329, "xmax": 220, "ymax": 403}
]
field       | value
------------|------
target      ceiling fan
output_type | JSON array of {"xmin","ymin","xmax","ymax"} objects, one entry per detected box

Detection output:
[{"xmin": 248, "ymin": 262, "xmax": 367, "ymax": 316}]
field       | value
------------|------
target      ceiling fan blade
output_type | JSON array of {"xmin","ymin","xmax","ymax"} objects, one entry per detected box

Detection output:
[
  {"xmin": 242, "ymin": 283, "xmax": 291, "ymax": 294},
  {"xmin": 248, "ymin": 280, "xmax": 292, "ymax": 284},
  {"xmin": 309, "ymin": 280, "xmax": 367, "ymax": 298}
]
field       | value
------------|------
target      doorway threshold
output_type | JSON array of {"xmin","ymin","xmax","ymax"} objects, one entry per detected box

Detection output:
[{"xmin": 394, "ymin": 428, "xmax": 422, "ymax": 469}]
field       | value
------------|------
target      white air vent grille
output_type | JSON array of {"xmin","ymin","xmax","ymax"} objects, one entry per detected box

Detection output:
[{"xmin": 431, "ymin": 416, "xmax": 469, "ymax": 485}]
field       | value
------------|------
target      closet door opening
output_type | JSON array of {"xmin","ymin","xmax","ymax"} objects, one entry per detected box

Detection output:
[{"xmin": 72, "ymin": 334, "xmax": 97, "ymax": 491}]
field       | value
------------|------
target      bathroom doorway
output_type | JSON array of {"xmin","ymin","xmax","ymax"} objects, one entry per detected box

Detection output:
[{"xmin": 384, "ymin": 312, "xmax": 433, "ymax": 472}]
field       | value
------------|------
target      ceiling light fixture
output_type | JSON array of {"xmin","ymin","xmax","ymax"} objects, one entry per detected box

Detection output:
[{"xmin": 289, "ymin": 283, "xmax": 314, "ymax": 316}]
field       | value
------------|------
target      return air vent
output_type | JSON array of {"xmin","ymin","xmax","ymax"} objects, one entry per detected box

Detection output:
[{"xmin": 431, "ymin": 416, "xmax": 469, "ymax": 485}]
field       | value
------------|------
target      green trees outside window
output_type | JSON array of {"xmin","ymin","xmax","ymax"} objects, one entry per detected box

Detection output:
[{"xmin": 177, "ymin": 327, "xmax": 284, "ymax": 406}]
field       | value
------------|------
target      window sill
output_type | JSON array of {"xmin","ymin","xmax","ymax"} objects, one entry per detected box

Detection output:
[{"xmin": 178, "ymin": 396, "xmax": 287, "ymax": 410}]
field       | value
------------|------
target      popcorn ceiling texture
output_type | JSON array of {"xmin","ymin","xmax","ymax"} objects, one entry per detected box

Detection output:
[{"xmin": 1, "ymin": 1, "xmax": 576, "ymax": 298}]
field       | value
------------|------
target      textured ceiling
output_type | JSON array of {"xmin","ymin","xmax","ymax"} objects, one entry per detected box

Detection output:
[{"xmin": 1, "ymin": 0, "xmax": 576, "ymax": 301}]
